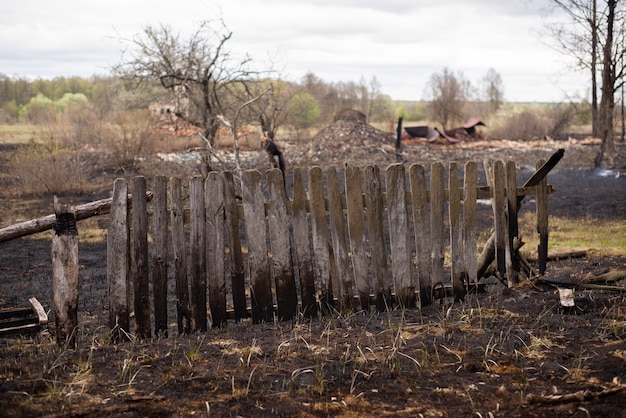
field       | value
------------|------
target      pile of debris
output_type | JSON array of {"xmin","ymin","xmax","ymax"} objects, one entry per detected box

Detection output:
[{"xmin": 288, "ymin": 110, "xmax": 397, "ymax": 167}]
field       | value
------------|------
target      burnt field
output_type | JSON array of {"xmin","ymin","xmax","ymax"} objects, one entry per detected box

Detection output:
[{"xmin": 1, "ymin": 133, "xmax": 625, "ymax": 417}]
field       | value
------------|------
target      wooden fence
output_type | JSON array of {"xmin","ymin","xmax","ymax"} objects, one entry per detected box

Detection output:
[{"xmin": 104, "ymin": 159, "xmax": 554, "ymax": 339}]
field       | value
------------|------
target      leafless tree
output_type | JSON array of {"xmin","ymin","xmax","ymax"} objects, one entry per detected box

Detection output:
[
  {"xmin": 113, "ymin": 20, "xmax": 256, "ymax": 148},
  {"xmin": 426, "ymin": 68, "xmax": 469, "ymax": 130},
  {"xmin": 546, "ymin": 0, "xmax": 626, "ymax": 166},
  {"xmin": 482, "ymin": 68, "xmax": 505, "ymax": 115}
]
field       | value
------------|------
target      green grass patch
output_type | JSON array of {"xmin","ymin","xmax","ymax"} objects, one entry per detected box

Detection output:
[{"xmin": 520, "ymin": 212, "xmax": 626, "ymax": 257}]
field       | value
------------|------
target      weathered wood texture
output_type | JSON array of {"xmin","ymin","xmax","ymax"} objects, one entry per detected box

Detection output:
[
  {"xmin": 52, "ymin": 197, "xmax": 78, "ymax": 348},
  {"xmin": 91, "ymin": 158, "xmax": 555, "ymax": 337},
  {"xmin": 152, "ymin": 176, "xmax": 168, "ymax": 337},
  {"xmin": 189, "ymin": 176, "xmax": 207, "ymax": 332},
  {"xmin": 107, "ymin": 179, "xmax": 130, "ymax": 341},
  {"xmin": 131, "ymin": 176, "xmax": 151, "ymax": 339}
]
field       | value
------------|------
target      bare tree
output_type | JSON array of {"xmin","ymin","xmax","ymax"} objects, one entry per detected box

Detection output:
[
  {"xmin": 113, "ymin": 20, "xmax": 256, "ymax": 148},
  {"xmin": 547, "ymin": 0, "xmax": 625, "ymax": 166},
  {"xmin": 426, "ymin": 68, "xmax": 469, "ymax": 130},
  {"xmin": 482, "ymin": 68, "xmax": 505, "ymax": 115}
]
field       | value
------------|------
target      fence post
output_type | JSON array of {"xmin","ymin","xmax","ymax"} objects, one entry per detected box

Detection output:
[
  {"xmin": 386, "ymin": 163, "xmax": 415, "ymax": 308},
  {"xmin": 364, "ymin": 165, "xmax": 391, "ymax": 311},
  {"xmin": 491, "ymin": 161, "xmax": 507, "ymax": 277},
  {"xmin": 430, "ymin": 162, "xmax": 445, "ymax": 289},
  {"xmin": 536, "ymin": 159, "xmax": 549, "ymax": 275},
  {"xmin": 170, "ymin": 177, "xmax": 191, "ymax": 334},
  {"xmin": 152, "ymin": 176, "xmax": 168, "ymax": 337},
  {"xmin": 223, "ymin": 172, "xmax": 247, "ymax": 322},
  {"xmin": 449, "ymin": 162, "xmax": 465, "ymax": 301},
  {"xmin": 206, "ymin": 172, "xmax": 227, "ymax": 327},
  {"xmin": 463, "ymin": 162, "xmax": 478, "ymax": 286},
  {"xmin": 308, "ymin": 166, "xmax": 333, "ymax": 314},
  {"xmin": 292, "ymin": 168, "xmax": 318, "ymax": 318},
  {"xmin": 327, "ymin": 167, "xmax": 355, "ymax": 311},
  {"xmin": 52, "ymin": 197, "xmax": 78, "ymax": 348},
  {"xmin": 107, "ymin": 179, "xmax": 130, "ymax": 341},
  {"xmin": 131, "ymin": 176, "xmax": 151, "ymax": 339},
  {"xmin": 267, "ymin": 168, "xmax": 298, "ymax": 320},
  {"xmin": 409, "ymin": 164, "xmax": 431, "ymax": 307},
  {"xmin": 242, "ymin": 170, "xmax": 274, "ymax": 323},
  {"xmin": 345, "ymin": 166, "xmax": 370, "ymax": 311},
  {"xmin": 190, "ymin": 176, "xmax": 207, "ymax": 332},
  {"xmin": 506, "ymin": 161, "xmax": 520, "ymax": 286}
]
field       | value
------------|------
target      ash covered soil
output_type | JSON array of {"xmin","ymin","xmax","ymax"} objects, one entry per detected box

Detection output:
[{"xmin": 0, "ymin": 120, "xmax": 625, "ymax": 417}]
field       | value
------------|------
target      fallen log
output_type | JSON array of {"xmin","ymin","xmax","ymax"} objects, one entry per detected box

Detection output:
[
  {"xmin": 476, "ymin": 149, "xmax": 565, "ymax": 280},
  {"xmin": 0, "ymin": 192, "xmax": 153, "ymax": 244}
]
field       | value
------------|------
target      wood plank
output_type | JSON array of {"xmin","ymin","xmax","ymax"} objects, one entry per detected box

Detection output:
[
  {"xmin": 386, "ymin": 163, "xmax": 415, "ymax": 308},
  {"xmin": 206, "ymin": 172, "xmax": 227, "ymax": 327},
  {"xmin": 292, "ymin": 168, "xmax": 317, "ymax": 318},
  {"xmin": 409, "ymin": 164, "xmax": 431, "ymax": 307},
  {"xmin": 448, "ymin": 162, "xmax": 465, "ymax": 301},
  {"xmin": 308, "ymin": 166, "xmax": 333, "ymax": 313},
  {"xmin": 536, "ymin": 159, "xmax": 549, "ymax": 275},
  {"xmin": 107, "ymin": 179, "xmax": 130, "ymax": 340},
  {"xmin": 506, "ymin": 161, "xmax": 519, "ymax": 285},
  {"xmin": 131, "ymin": 176, "xmax": 151, "ymax": 339},
  {"xmin": 170, "ymin": 177, "xmax": 191, "ymax": 334},
  {"xmin": 52, "ymin": 197, "xmax": 78, "ymax": 348},
  {"xmin": 267, "ymin": 168, "xmax": 298, "ymax": 321},
  {"xmin": 364, "ymin": 165, "xmax": 391, "ymax": 311},
  {"xmin": 151, "ymin": 176, "xmax": 168, "ymax": 337},
  {"xmin": 345, "ymin": 166, "xmax": 370, "ymax": 311},
  {"xmin": 327, "ymin": 167, "xmax": 355, "ymax": 311},
  {"xmin": 223, "ymin": 172, "xmax": 247, "ymax": 322},
  {"xmin": 241, "ymin": 170, "xmax": 274, "ymax": 323},
  {"xmin": 430, "ymin": 162, "xmax": 445, "ymax": 288},
  {"xmin": 463, "ymin": 162, "xmax": 478, "ymax": 286},
  {"xmin": 491, "ymin": 161, "xmax": 507, "ymax": 278},
  {"xmin": 0, "ymin": 193, "xmax": 151, "ymax": 244},
  {"xmin": 189, "ymin": 176, "xmax": 207, "ymax": 332}
]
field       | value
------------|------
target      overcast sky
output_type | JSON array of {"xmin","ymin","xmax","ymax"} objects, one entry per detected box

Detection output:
[{"xmin": 0, "ymin": 0, "xmax": 586, "ymax": 102}]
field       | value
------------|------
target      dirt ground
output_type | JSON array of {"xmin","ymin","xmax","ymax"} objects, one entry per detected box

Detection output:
[{"xmin": 0, "ymin": 126, "xmax": 625, "ymax": 417}]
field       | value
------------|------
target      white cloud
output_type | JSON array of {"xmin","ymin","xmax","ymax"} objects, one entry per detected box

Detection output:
[{"xmin": 0, "ymin": 0, "xmax": 587, "ymax": 102}]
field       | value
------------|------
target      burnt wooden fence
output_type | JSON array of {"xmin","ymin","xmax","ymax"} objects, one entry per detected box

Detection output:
[{"xmin": 105, "ymin": 160, "xmax": 553, "ymax": 338}]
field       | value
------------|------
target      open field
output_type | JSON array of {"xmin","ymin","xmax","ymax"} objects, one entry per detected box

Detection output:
[{"xmin": 0, "ymin": 126, "xmax": 625, "ymax": 417}]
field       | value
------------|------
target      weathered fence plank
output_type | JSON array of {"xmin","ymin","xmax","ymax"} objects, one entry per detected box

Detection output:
[
  {"xmin": 463, "ymin": 162, "xmax": 478, "ymax": 286},
  {"xmin": 52, "ymin": 197, "xmax": 78, "ymax": 348},
  {"xmin": 131, "ymin": 176, "xmax": 151, "ymax": 339},
  {"xmin": 491, "ymin": 161, "xmax": 507, "ymax": 278},
  {"xmin": 107, "ymin": 179, "xmax": 130, "ymax": 340},
  {"xmin": 267, "ymin": 168, "xmax": 298, "ymax": 321},
  {"xmin": 364, "ymin": 165, "xmax": 391, "ymax": 311},
  {"xmin": 449, "ymin": 162, "xmax": 465, "ymax": 301},
  {"xmin": 308, "ymin": 166, "xmax": 333, "ymax": 314},
  {"xmin": 386, "ymin": 163, "xmax": 415, "ymax": 308},
  {"xmin": 345, "ymin": 166, "xmax": 370, "ymax": 310},
  {"xmin": 506, "ymin": 161, "xmax": 519, "ymax": 286},
  {"xmin": 206, "ymin": 172, "xmax": 227, "ymax": 327},
  {"xmin": 536, "ymin": 159, "xmax": 549, "ymax": 275},
  {"xmin": 327, "ymin": 166, "xmax": 355, "ymax": 311},
  {"xmin": 223, "ymin": 172, "xmax": 247, "ymax": 322},
  {"xmin": 152, "ymin": 176, "xmax": 168, "ymax": 337},
  {"xmin": 170, "ymin": 177, "xmax": 191, "ymax": 334},
  {"xmin": 430, "ymin": 162, "xmax": 445, "ymax": 289},
  {"xmin": 242, "ymin": 170, "xmax": 274, "ymax": 323},
  {"xmin": 292, "ymin": 168, "xmax": 317, "ymax": 318},
  {"xmin": 189, "ymin": 176, "xmax": 207, "ymax": 332},
  {"xmin": 409, "ymin": 164, "xmax": 431, "ymax": 307}
]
